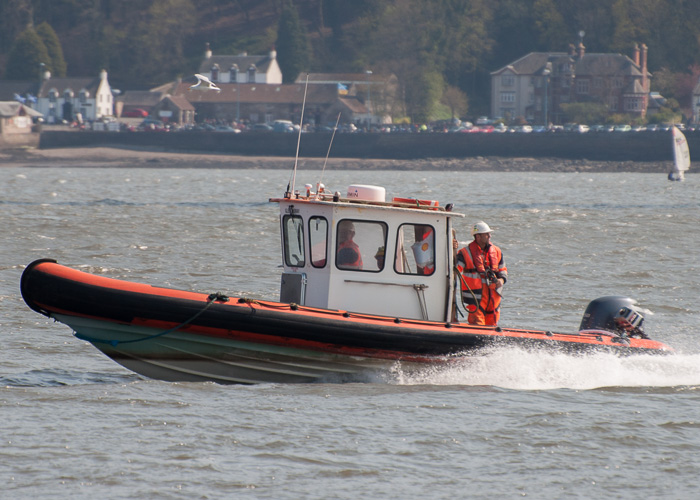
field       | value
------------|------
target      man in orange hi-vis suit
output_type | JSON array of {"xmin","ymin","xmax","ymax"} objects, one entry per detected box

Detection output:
[{"xmin": 455, "ymin": 221, "xmax": 507, "ymax": 325}]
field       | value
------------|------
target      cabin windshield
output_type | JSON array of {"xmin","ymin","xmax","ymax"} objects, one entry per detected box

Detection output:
[
  {"xmin": 395, "ymin": 224, "xmax": 435, "ymax": 275},
  {"xmin": 335, "ymin": 219, "xmax": 387, "ymax": 272}
]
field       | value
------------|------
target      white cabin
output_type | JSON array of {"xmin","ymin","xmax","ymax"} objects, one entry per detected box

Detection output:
[{"xmin": 272, "ymin": 184, "xmax": 464, "ymax": 322}]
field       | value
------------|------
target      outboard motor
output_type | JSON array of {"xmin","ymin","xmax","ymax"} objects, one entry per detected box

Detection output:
[{"xmin": 579, "ymin": 296, "xmax": 648, "ymax": 339}]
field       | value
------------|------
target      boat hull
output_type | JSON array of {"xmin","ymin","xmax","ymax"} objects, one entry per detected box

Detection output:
[{"xmin": 20, "ymin": 260, "xmax": 673, "ymax": 384}]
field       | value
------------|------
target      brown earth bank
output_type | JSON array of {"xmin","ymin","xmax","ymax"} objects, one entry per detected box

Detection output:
[{"xmin": 0, "ymin": 146, "xmax": 676, "ymax": 173}]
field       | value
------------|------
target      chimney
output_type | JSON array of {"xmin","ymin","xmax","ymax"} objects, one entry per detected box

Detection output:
[
  {"xmin": 577, "ymin": 42, "xmax": 585, "ymax": 59},
  {"xmin": 633, "ymin": 43, "xmax": 640, "ymax": 66},
  {"xmin": 641, "ymin": 43, "xmax": 649, "ymax": 115},
  {"xmin": 641, "ymin": 43, "xmax": 648, "ymax": 91},
  {"xmin": 100, "ymin": 69, "xmax": 108, "ymax": 81},
  {"xmin": 205, "ymin": 42, "xmax": 212, "ymax": 59},
  {"xmin": 269, "ymin": 45, "xmax": 277, "ymax": 60}
]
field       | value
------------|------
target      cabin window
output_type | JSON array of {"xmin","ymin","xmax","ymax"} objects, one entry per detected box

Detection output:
[
  {"xmin": 282, "ymin": 215, "xmax": 305, "ymax": 267},
  {"xmin": 309, "ymin": 216, "xmax": 328, "ymax": 268},
  {"xmin": 211, "ymin": 65, "xmax": 219, "ymax": 81},
  {"xmin": 335, "ymin": 219, "xmax": 387, "ymax": 272},
  {"xmin": 394, "ymin": 224, "xmax": 435, "ymax": 275}
]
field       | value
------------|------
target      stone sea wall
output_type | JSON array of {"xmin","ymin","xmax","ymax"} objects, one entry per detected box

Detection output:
[{"xmin": 37, "ymin": 129, "xmax": 690, "ymax": 162}]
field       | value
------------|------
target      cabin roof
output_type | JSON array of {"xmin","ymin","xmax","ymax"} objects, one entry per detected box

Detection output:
[{"xmin": 270, "ymin": 196, "xmax": 464, "ymax": 218}]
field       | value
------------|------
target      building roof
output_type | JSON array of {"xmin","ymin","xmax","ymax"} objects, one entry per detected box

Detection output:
[
  {"xmin": 172, "ymin": 82, "xmax": 342, "ymax": 105},
  {"xmin": 0, "ymin": 101, "xmax": 43, "ymax": 118},
  {"xmin": 491, "ymin": 51, "xmax": 645, "ymax": 78},
  {"xmin": 623, "ymin": 79, "xmax": 647, "ymax": 95},
  {"xmin": 297, "ymin": 72, "xmax": 386, "ymax": 85},
  {"xmin": 338, "ymin": 96, "xmax": 368, "ymax": 114},
  {"xmin": 199, "ymin": 53, "xmax": 276, "ymax": 74},
  {"xmin": 574, "ymin": 54, "xmax": 643, "ymax": 77},
  {"xmin": 160, "ymin": 94, "xmax": 195, "ymax": 111},
  {"xmin": 118, "ymin": 90, "xmax": 165, "ymax": 107},
  {"xmin": 36, "ymin": 76, "xmax": 101, "ymax": 97}
]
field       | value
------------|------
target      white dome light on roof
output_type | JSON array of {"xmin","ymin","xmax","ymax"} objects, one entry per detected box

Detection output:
[{"xmin": 346, "ymin": 185, "xmax": 385, "ymax": 202}]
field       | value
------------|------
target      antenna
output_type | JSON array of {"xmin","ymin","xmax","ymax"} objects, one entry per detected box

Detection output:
[
  {"xmin": 315, "ymin": 112, "xmax": 341, "ymax": 199},
  {"xmin": 287, "ymin": 73, "xmax": 309, "ymax": 198}
]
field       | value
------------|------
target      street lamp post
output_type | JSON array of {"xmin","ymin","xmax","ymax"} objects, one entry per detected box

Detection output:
[
  {"xmin": 235, "ymin": 66, "xmax": 240, "ymax": 123},
  {"xmin": 365, "ymin": 70, "xmax": 372, "ymax": 126},
  {"xmin": 543, "ymin": 62, "xmax": 551, "ymax": 128}
]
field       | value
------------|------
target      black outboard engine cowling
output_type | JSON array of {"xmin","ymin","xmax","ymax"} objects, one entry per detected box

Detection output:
[{"xmin": 579, "ymin": 296, "xmax": 648, "ymax": 338}]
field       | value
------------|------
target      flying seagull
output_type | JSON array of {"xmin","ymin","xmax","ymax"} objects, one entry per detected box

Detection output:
[{"xmin": 190, "ymin": 74, "xmax": 221, "ymax": 92}]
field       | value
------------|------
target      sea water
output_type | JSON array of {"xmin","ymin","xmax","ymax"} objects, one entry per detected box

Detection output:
[{"xmin": 2, "ymin": 166, "xmax": 700, "ymax": 499}]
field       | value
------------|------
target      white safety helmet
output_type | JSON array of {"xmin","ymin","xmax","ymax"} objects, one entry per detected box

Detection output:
[{"xmin": 471, "ymin": 221, "xmax": 493, "ymax": 236}]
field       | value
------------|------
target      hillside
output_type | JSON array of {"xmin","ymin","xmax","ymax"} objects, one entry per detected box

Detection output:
[{"xmin": 4, "ymin": 1, "xmax": 700, "ymax": 120}]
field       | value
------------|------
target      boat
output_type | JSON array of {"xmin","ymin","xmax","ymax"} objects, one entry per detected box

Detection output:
[
  {"xmin": 21, "ymin": 183, "xmax": 673, "ymax": 384},
  {"xmin": 669, "ymin": 125, "xmax": 690, "ymax": 181}
]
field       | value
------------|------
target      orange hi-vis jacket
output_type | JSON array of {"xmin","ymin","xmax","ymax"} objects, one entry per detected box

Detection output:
[
  {"xmin": 337, "ymin": 239, "xmax": 363, "ymax": 269},
  {"xmin": 456, "ymin": 240, "xmax": 507, "ymax": 325}
]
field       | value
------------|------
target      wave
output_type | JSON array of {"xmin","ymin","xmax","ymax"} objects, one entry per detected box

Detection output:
[{"xmin": 388, "ymin": 348, "xmax": 700, "ymax": 391}]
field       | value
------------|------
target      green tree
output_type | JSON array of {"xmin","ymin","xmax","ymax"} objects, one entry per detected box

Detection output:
[
  {"xmin": 0, "ymin": 0, "xmax": 33, "ymax": 53},
  {"xmin": 276, "ymin": 1, "xmax": 310, "ymax": 82},
  {"xmin": 121, "ymin": 0, "xmax": 197, "ymax": 88},
  {"xmin": 559, "ymin": 102, "xmax": 608, "ymax": 124},
  {"xmin": 5, "ymin": 27, "xmax": 49, "ymax": 80},
  {"xmin": 36, "ymin": 21, "xmax": 66, "ymax": 76},
  {"xmin": 405, "ymin": 69, "xmax": 444, "ymax": 123},
  {"xmin": 533, "ymin": 0, "xmax": 569, "ymax": 50},
  {"xmin": 441, "ymin": 85, "xmax": 468, "ymax": 120}
]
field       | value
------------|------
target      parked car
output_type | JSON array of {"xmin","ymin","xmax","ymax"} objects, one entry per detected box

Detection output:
[
  {"xmin": 139, "ymin": 119, "xmax": 167, "ymax": 131},
  {"xmin": 122, "ymin": 108, "xmax": 148, "ymax": 118},
  {"xmin": 214, "ymin": 125, "xmax": 240, "ymax": 133},
  {"xmin": 251, "ymin": 123, "xmax": 273, "ymax": 132},
  {"xmin": 613, "ymin": 124, "xmax": 632, "ymax": 132},
  {"xmin": 273, "ymin": 120, "xmax": 295, "ymax": 133}
]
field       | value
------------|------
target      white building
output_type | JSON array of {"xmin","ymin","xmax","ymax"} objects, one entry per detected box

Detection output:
[
  {"xmin": 198, "ymin": 43, "xmax": 282, "ymax": 84},
  {"xmin": 34, "ymin": 69, "xmax": 113, "ymax": 123}
]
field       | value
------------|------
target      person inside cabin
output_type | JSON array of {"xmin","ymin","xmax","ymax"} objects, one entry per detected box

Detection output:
[
  {"xmin": 454, "ymin": 221, "xmax": 507, "ymax": 326},
  {"xmin": 412, "ymin": 226, "xmax": 435, "ymax": 275},
  {"xmin": 336, "ymin": 220, "xmax": 363, "ymax": 270},
  {"xmin": 374, "ymin": 246, "xmax": 385, "ymax": 269}
]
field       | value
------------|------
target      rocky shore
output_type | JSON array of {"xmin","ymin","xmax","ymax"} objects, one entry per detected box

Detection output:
[{"xmin": 0, "ymin": 146, "xmax": 674, "ymax": 172}]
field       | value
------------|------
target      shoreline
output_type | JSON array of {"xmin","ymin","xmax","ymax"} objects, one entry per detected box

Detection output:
[{"xmin": 0, "ymin": 145, "xmax": 675, "ymax": 172}]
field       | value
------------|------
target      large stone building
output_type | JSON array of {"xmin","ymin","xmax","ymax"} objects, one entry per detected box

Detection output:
[{"xmin": 491, "ymin": 42, "xmax": 651, "ymax": 124}]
